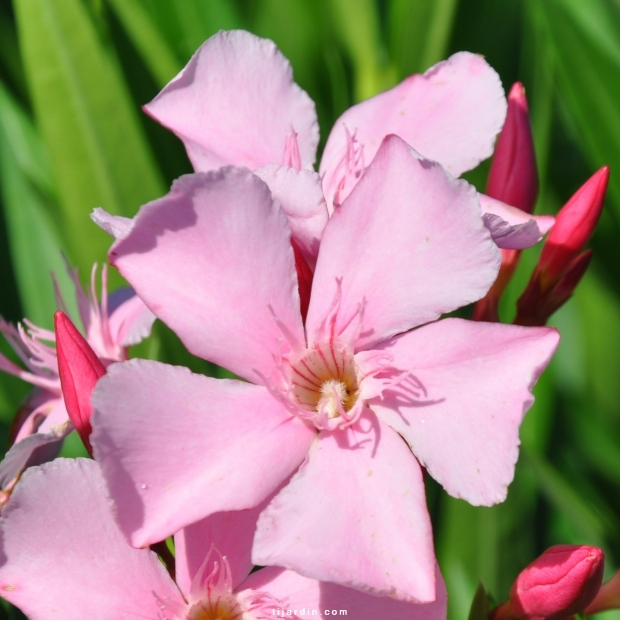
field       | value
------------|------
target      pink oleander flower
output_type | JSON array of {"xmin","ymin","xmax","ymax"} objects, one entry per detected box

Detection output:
[
  {"xmin": 0, "ymin": 457, "xmax": 447, "ymax": 620},
  {"xmin": 0, "ymin": 264, "xmax": 155, "ymax": 496},
  {"xmin": 90, "ymin": 134, "xmax": 558, "ymax": 603},
  {"xmin": 136, "ymin": 29, "xmax": 553, "ymax": 258}
]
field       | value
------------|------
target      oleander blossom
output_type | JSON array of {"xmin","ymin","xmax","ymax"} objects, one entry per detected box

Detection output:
[
  {"xmin": 0, "ymin": 263, "xmax": 155, "ymax": 499},
  {"xmin": 137, "ymin": 29, "xmax": 554, "ymax": 256},
  {"xmin": 0, "ymin": 458, "xmax": 447, "ymax": 620},
  {"xmin": 90, "ymin": 134, "xmax": 559, "ymax": 603}
]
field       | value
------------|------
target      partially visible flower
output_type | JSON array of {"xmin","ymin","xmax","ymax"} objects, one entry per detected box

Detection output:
[
  {"xmin": 143, "ymin": 30, "xmax": 551, "ymax": 258},
  {"xmin": 0, "ymin": 457, "xmax": 447, "ymax": 620},
  {"xmin": 492, "ymin": 545, "xmax": 604, "ymax": 620},
  {"xmin": 91, "ymin": 135, "xmax": 558, "ymax": 601},
  {"xmin": 0, "ymin": 263, "xmax": 155, "ymax": 498},
  {"xmin": 516, "ymin": 166, "xmax": 609, "ymax": 326}
]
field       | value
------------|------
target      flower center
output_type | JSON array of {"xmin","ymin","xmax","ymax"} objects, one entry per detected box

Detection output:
[
  {"xmin": 186, "ymin": 593, "xmax": 244, "ymax": 620},
  {"xmin": 289, "ymin": 343, "xmax": 360, "ymax": 426}
]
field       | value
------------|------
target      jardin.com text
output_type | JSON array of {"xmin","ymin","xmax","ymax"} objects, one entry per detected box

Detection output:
[{"xmin": 272, "ymin": 608, "xmax": 347, "ymax": 616}]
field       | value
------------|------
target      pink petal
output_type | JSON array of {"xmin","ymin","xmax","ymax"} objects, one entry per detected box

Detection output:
[
  {"xmin": 91, "ymin": 359, "xmax": 315, "ymax": 547},
  {"xmin": 320, "ymin": 51, "xmax": 506, "ymax": 207},
  {"xmin": 90, "ymin": 207, "xmax": 132, "ymax": 240},
  {"xmin": 0, "ymin": 458, "xmax": 184, "ymax": 620},
  {"xmin": 107, "ymin": 288, "xmax": 156, "ymax": 347},
  {"xmin": 109, "ymin": 169, "xmax": 305, "ymax": 382},
  {"xmin": 35, "ymin": 397, "xmax": 69, "ymax": 433},
  {"xmin": 0, "ymin": 421, "xmax": 70, "ymax": 490},
  {"xmin": 365, "ymin": 318, "xmax": 559, "ymax": 505},
  {"xmin": 240, "ymin": 564, "xmax": 447, "ymax": 620},
  {"xmin": 144, "ymin": 30, "xmax": 319, "ymax": 172},
  {"xmin": 255, "ymin": 164, "xmax": 329, "ymax": 269},
  {"xmin": 253, "ymin": 412, "xmax": 436, "ymax": 603},
  {"xmin": 480, "ymin": 193, "xmax": 554, "ymax": 249},
  {"xmin": 175, "ymin": 505, "xmax": 266, "ymax": 597},
  {"xmin": 306, "ymin": 135, "xmax": 500, "ymax": 350},
  {"xmin": 13, "ymin": 394, "xmax": 66, "ymax": 442}
]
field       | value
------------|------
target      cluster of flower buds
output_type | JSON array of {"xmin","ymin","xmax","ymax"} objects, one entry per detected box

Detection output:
[
  {"xmin": 474, "ymin": 83, "xmax": 608, "ymax": 326},
  {"xmin": 490, "ymin": 545, "xmax": 605, "ymax": 620},
  {"xmin": 515, "ymin": 167, "xmax": 609, "ymax": 326}
]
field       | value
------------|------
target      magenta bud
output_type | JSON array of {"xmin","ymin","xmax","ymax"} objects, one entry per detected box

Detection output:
[
  {"xmin": 54, "ymin": 311, "xmax": 106, "ymax": 455},
  {"xmin": 487, "ymin": 83, "xmax": 539, "ymax": 214},
  {"xmin": 510, "ymin": 545, "xmax": 605, "ymax": 620},
  {"xmin": 538, "ymin": 166, "xmax": 608, "ymax": 288}
]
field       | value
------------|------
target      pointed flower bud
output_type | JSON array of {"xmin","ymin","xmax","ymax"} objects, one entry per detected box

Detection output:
[
  {"xmin": 536, "ymin": 166, "xmax": 608, "ymax": 288},
  {"xmin": 54, "ymin": 311, "xmax": 106, "ymax": 455},
  {"xmin": 487, "ymin": 83, "xmax": 539, "ymax": 214},
  {"xmin": 515, "ymin": 167, "xmax": 608, "ymax": 325},
  {"xmin": 509, "ymin": 545, "xmax": 605, "ymax": 620}
]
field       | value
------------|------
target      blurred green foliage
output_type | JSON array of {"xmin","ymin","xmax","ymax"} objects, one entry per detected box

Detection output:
[{"xmin": 0, "ymin": 1, "xmax": 619, "ymax": 618}]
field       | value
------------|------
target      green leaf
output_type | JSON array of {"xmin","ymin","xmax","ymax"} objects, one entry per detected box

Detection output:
[
  {"xmin": 468, "ymin": 582, "xmax": 490, "ymax": 620},
  {"xmin": 0, "ymin": 82, "xmax": 74, "ymax": 328},
  {"xmin": 388, "ymin": 0, "xmax": 459, "ymax": 77},
  {"xmin": 140, "ymin": 0, "xmax": 242, "ymax": 63},
  {"xmin": 574, "ymin": 271, "xmax": 620, "ymax": 417},
  {"xmin": 106, "ymin": 0, "xmax": 182, "ymax": 87},
  {"xmin": 323, "ymin": 0, "xmax": 396, "ymax": 100},
  {"xmin": 523, "ymin": 448, "xmax": 614, "ymax": 544},
  {"xmin": 536, "ymin": 0, "xmax": 620, "ymax": 221},
  {"xmin": 172, "ymin": 0, "xmax": 241, "ymax": 58},
  {"xmin": 12, "ymin": 0, "xmax": 165, "ymax": 274}
]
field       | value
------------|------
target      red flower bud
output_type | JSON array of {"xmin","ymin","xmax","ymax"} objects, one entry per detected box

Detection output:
[
  {"xmin": 537, "ymin": 166, "xmax": 608, "ymax": 288},
  {"xmin": 510, "ymin": 545, "xmax": 605, "ymax": 620},
  {"xmin": 487, "ymin": 83, "xmax": 539, "ymax": 214},
  {"xmin": 54, "ymin": 311, "xmax": 106, "ymax": 455}
]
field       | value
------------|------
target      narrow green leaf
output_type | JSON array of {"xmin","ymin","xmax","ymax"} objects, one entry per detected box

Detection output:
[
  {"xmin": 107, "ymin": 0, "xmax": 182, "ymax": 87},
  {"xmin": 521, "ymin": 0, "xmax": 556, "ymax": 194},
  {"xmin": 324, "ymin": 0, "xmax": 396, "ymax": 100},
  {"xmin": 468, "ymin": 582, "xmax": 490, "ymax": 620},
  {"xmin": 168, "ymin": 0, "xmax": 242, "ymax": 60},
  {"xmin": 537, "ymin": 0, "xmax": 620, "ymax": 218},
  {"xmin": 574, "ymin": 272, "xmax": 620, "ymax": 417},
  {"xmin": 13, "ymin": 0, "xmax": 165, "ymax": 274},
  {"xmin": 523, "ymin": 448, "xmax": 613, "ymax": 544},
  {"xmin": 0, "ymin": 81, "xmax": 53, "ymax": 197},
  {"xmin": 0, "ymin": 82, "xmax": 74, "ymax": 328},
  {"xmin": 0, "ymin": 12, "xmax": 26, "ymax": 99},
  {"xmin": 437, "ymin": 496, "xmax": 514, "ymax": 619},
  {"xmin": 389, "ymin": 0, "xmax": 459, "ymax": 77}
]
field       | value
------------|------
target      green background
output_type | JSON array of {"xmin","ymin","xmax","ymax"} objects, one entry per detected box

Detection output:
[{"xmin": 0, "ymin": 0, "xmax": 619, "ymax": 618}]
